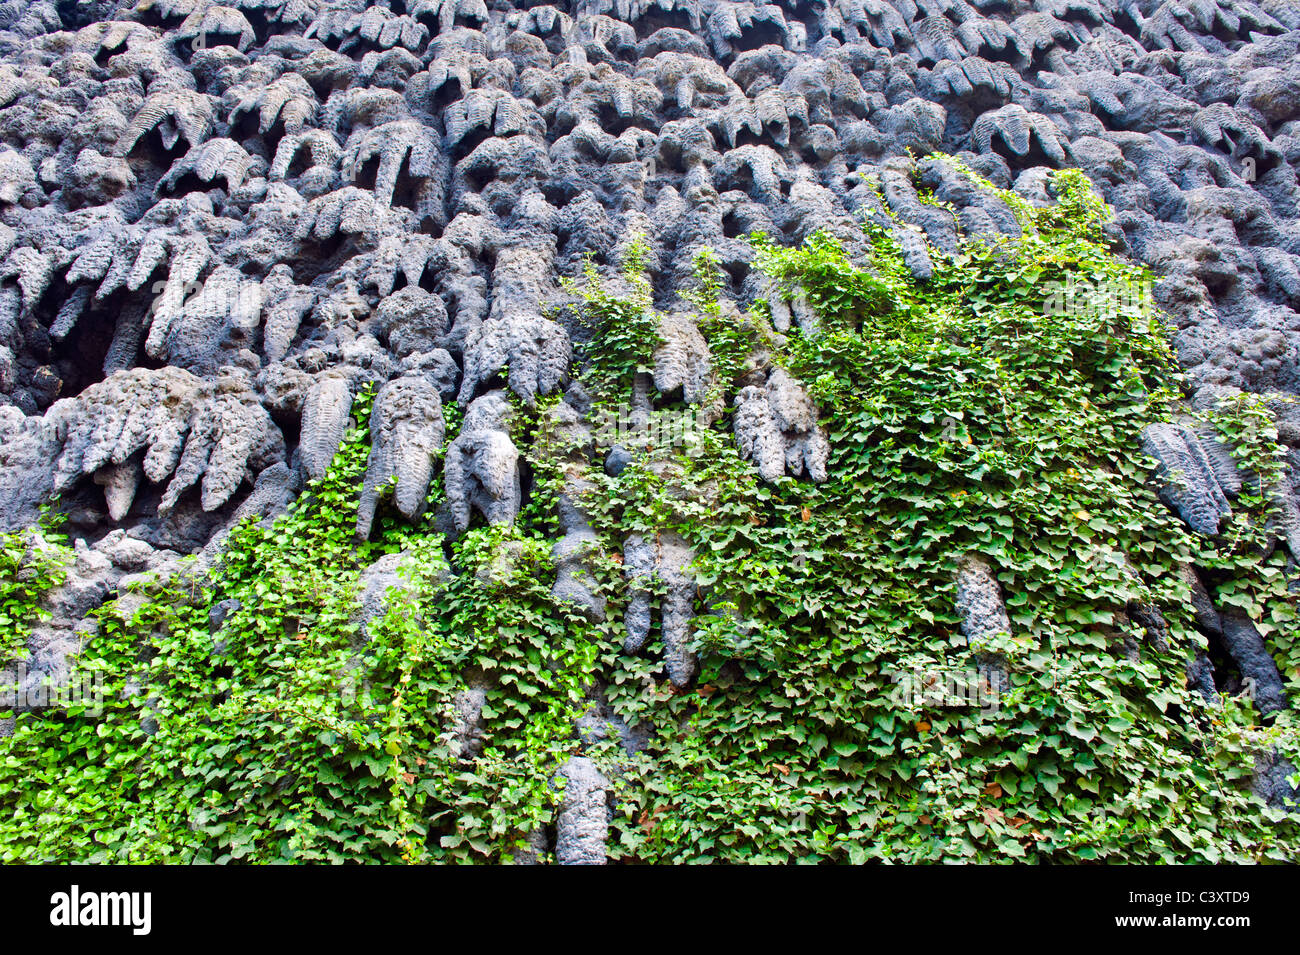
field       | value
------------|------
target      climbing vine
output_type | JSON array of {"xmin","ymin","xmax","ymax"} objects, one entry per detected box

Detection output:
[
  {"xmin": 0, "ymin": 389, "xmax": 600, "ymax": 863},
  {"xmin": 0, "ymin": 162, "xmax": 1296, "ymax": 863},
  {"xmin": 578, "ymin": 164, "xmax": 1300, "ymax": 862},
  {"xmin": 0, "ymin": 511, "xmax": 70, "ymax": 662}
]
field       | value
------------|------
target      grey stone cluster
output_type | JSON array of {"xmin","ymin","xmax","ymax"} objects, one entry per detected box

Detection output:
[
  {"xmin": 1, "ymin": 0, "xmax": 1299, "ymax": 847},
  {"xmin": 623, "ymin": 529, "xmax": 698, "ymax": 686},
  {"xmin": 554, "ymin": 755, "xmax": 611, "ymax": 864},
  {"xmin": 543, "ymin": 397, "xmax": 609, "ymax": 621},
  {"xmin": 1, "ymin": 527, "xmax": 183, "ymax": 730},
  {"xmin": 733, "ymin": 365, "xmax": 829, "ymax": 482},
  {"xmin": 1141, "ymin": 420, "xmax": 1239, "ymax": 536}
]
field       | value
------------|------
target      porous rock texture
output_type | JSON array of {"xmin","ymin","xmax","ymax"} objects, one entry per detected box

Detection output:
[
  {"xmin": 623, "ymin": 529, "xmax": 698, "ymax": 686},
  {"xmin": 2, "ymin": 0, "xmax": 1300, "ymax": 855},
  {"xmin": 3, "ymin": 527, "xmax": 174, "ymax": 690},
  {"xmin": 733, "ymin": 365, "xmax": 829, "ymax": 482},
  {"xmin": 1141, "ymin": 420, "xmax": 1237, "ymax": 535},
  {"xmin": 554, "ymin": 755, "xmax": 611, "ymax": 865},
  {"xmin": 355, "ymin": 371, "xmax": 445, "ymax": 538}
]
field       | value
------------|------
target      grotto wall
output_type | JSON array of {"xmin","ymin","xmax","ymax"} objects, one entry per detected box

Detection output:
[{"xmin": 2, "ymin": 0, "xmax": 1300, "ymax": 841}]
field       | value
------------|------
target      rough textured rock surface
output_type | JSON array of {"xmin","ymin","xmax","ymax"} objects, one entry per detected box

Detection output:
[
  {"xmin": 1141, "ymin": 421, "xmax": 1237, "ymax": 535},
  {"xmin": 653, "ymin": 311, "xmax": 713, "ymax": 403},
  {"xmin": 356, "ymin": 548, "xmax": 420, "ymax": 637},
  {"xmin": 0, "ymin": 4, "xmax": 1295, "ymax": 539},
  {"xmin": 356, "ymin": 373, "xmax": 445, "ymax": 539},
  {"xmin": 554, "ymin": 755, "xmax": 610, "ymax": 865},
  {"xmin": 955, "ymin": 554, "xmax": 1012, "ymax": 645},
  {"xmin": 623, "ymin": 530, "xmax": 698, "ymax": 686},
  {"xmin": 733, "ymin": 366, "xmax": 829, "ymax": 482},
  {"xmin": 1254, "ymin": 749, "xmax": 1300, "ymax": 810},
  {"xmin": 3, "ymin": 528, "xmax": 181, "ymax": 721},
  {"xmin": 444, "ymin": 389, "xmax": 520, "ymax": 531},
  {"xmin": 1219, "ymin": 606, "xmax": 1289, "ymax": 716},
  {"xmin": 543, "ymin": 396, "xmax": 607, "ymax": 620},
  {"xmin": 448, "ymin": 676, "xmax": 490, "ymax": 763}
]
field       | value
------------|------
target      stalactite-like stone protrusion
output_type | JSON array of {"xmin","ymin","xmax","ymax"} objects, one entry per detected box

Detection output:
[
  {"xmin": 1141, "ymin": 423, "xmax": 1238, "ymax": 537},
  {"xmin": 733, "ymin": 368, "xmax": 829, "ymax": 484},
  {"xmin": 622, "ymin": 531, "xmax": 698, "ymax": 687},
  {"xmin": 356, "ymin": 375, "xmax": 445, "ymax": 540},
  {"xmin": 555, "ymin": 756, "xmax": 610, "ymax": 866},
  {"xmin": 301, "ymin": 377, "xmax": 354, "ymax": 483},
  {"xmin": 444, "ymin": 391, "xmax": 520, "ymax": 532},
  {"xmin": 955, "ymin": 555, "xmax": 1012, "ymax": 645}
]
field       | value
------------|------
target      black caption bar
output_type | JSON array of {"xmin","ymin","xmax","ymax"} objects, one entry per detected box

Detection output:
[{"xmin": 0, "ymin": 865, "xmax": 1281, "ymax": 944}]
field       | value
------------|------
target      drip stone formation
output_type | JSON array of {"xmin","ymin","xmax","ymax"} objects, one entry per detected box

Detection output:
[{"xmin": 1, "ymin": 0, "xmax": 1299, "ymax": 862}]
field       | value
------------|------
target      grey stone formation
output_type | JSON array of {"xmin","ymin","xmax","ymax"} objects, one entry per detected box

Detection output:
[
  {"xmin": 2, "ymin": 527, "xmax": 181, "ymax": 726},
  {"xmin": 509, "ymin": 828, "xmax": 550, "ymax": 865},
  {"xmin": 733, "ymin": 365, "xmax": 829, "ymax": 482},
  {"xmin": 1219, "ymin": 606, "xmax": 1288, "ymax": 716},
  {"xmin": 954, "ymin": 554, "xmax": 1012, "ymax": 646},
  {"xmin": 457, "ymin": 310, "xmax": 570, "ymax": 406},
  {"xmin": 1186, "ymin": 650, "xmax": 1219, "ymax": 703},
  {"xmin": 356, "ymin": 547, "xmax": 422, "ymax": 635},
  {"xmin": 652, "ymin": 311, "xmax": 713, "ymax": 403},
  {"xmin": 552, "ymin": 527, "xmax": 607, "ymax": 620},
  {"xmin": 1181, "ymin": 561, "xmax": 1219, "ymax": 626},
  {"xmin": 622, "ymin": 529, "xmax": 697, "ymax": 686},
  {"xmin": 40, "ymin": 365, "xmax": 285, "ymax": 522},
  {"xmin": 554, "ymin": 755, "xmax": 610, "ymax": 865},
  {"xmin": 300, "ymin": 374, "xmax": 353, "ymax": 480},
  {"xmin": 444, "ymin": 389, "xmax": 520, "ymax": 530},
  {"xmin": 1253, "ymin": 748, "xmax": 1300, "ymax": 811},
  {"xmin": 576, "ymin": 681, "xmax": 651, "ymax": 752},
  {"xmin": 448, "ymin": 676, "xmax": 490, "ymax": 762},
  {"xmin": 355, "ymin": 372, "xmax": 445, "ymax": 538},
  {"xmin": 604, "ymin": 443, "xmax": 632, "ymax": 475},
  {"xmin": 1141, "ymin": 421, "xmax": 1237, "ymax": 536},
  {"xmin": 953, "ymin": 553, "xmax": 1014, "ymax": 697},
  {"xmin": 621, "ymin": 531, "xmax": 658, "ymax": 652},
  {"xmin": 1178, "ymin": 560, "xmax": 1289, "ymax": 719},
  {"xmin": 197, "ymin": 458, "xmax": 299, "ymax": 565},
  {"xmin": 537, "ymin": 395, "xmax": 608, "ymax": 619},
  {"xmin": 1, "ymin": 0, "xmax": 1299, "ymax": 844}
]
